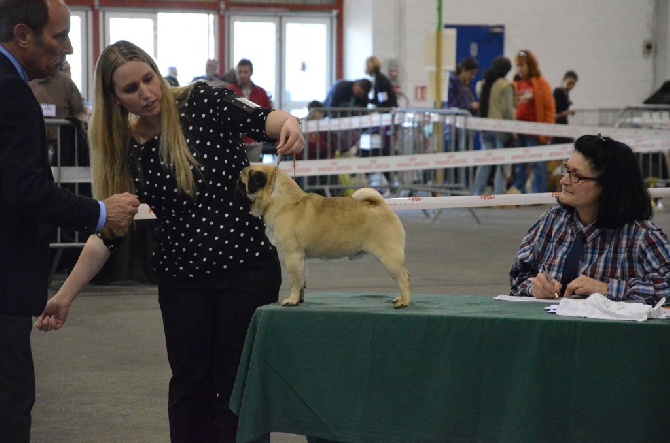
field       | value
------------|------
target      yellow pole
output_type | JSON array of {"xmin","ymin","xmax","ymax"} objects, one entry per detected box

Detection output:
[
  {"xmin": 435, "ymin": 0, "xmax": 443, "ymax": 108},
  {"xmin": 434, "ymin": 0, "xmax": 444, "ymax": 188}
]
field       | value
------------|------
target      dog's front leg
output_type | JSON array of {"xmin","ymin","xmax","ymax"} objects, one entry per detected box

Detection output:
[{"xmin": 281, "ymin": 252, "xmax": 306, "ymax": 306}]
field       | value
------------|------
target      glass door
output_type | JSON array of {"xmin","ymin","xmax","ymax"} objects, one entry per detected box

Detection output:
[
  {"xmin": 283, "ymin": 17, "xmax": 332, "ymax": 116},
  {"xmin": 103, "ymin": 11, "xmax": 217, "ymax": 87},
  {"xmin": 228, "ymin": 13, "xmax": 334, "ymax": 115},
  {"xmin": 229, "ymin": 16, "xmax": 279, "ymax": 107}
]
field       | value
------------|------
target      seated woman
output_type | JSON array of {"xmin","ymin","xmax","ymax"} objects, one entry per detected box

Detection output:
[{"xmin": 510, "ymin": 134, "xmax": 670, "ymax": 305}]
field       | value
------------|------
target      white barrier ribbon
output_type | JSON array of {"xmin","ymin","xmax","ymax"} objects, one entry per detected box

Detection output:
[{"xmin": 135, "ymin": 188, "xmax": 670, "ymax": 220}]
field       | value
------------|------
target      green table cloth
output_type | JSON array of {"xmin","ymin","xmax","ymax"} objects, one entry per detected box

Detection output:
[{"xmin": 230, "ymin": 293, "xmax": 670, "ymax": 442}]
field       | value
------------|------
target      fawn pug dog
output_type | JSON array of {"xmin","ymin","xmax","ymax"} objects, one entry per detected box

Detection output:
[{"xmin": 236, "ymin": 164, "xmax": 411, "ymax": 308}]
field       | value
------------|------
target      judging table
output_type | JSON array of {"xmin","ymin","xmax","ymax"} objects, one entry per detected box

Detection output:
[{"xmin": 230, "ymin": 293, "xmax": 670, "ymax": 443}]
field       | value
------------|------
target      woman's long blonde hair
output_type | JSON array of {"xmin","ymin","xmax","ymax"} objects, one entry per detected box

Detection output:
[{"xmin": 89, "ymin": 41, "xmax": 199, "ymax": 234}]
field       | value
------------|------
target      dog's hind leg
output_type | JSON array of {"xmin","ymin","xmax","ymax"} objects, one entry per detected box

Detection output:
[
  {"xmin": 372, "ymin": 248, "xmax": 411, "ymax": 309},
  {"xmin": 282, "ymin": 251, "xmax": 306, "ymax": 307},
  {"xmin": 300, "ymin": 264, "xmax": 306, "ymax": 303}
]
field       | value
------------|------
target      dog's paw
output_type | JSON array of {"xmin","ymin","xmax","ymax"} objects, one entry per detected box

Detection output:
[
  {"xmin": 281, "ymin": 298, "xmax": 300, "ymax": 307},
  {"xmin": 392, "ymin": 296, "xmax": 410, "ymax": 309}
]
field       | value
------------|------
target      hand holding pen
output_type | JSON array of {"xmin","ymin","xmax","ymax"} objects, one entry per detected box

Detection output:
[{"xmin": 532, "ymin": 271, "xmax": 563, "ymax": 299}]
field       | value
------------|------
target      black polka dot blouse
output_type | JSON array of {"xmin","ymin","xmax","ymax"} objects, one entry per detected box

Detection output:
[{"xmin": 100, "ymin": 83, "xmax": 275, "ymax": 281}]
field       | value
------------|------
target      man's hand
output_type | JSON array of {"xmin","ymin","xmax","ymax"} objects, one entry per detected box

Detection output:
[{"xmin": 102, "ymin": 192, "xmax": 140, "ymax": 231}]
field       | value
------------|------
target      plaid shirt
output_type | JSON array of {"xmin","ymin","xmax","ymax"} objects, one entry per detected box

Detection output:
[{"xmin": 510, "ymin": 205, "xmax": 670, "ymax": 305}]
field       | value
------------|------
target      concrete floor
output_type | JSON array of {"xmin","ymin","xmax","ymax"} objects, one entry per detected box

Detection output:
[{"xmin": 30, "ymin": 205, "xmax": 670, "ymax": 442}]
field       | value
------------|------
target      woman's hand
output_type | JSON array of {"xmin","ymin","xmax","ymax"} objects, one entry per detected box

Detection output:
[
  {"xmin": 276, "ymin": 116, "xmax": 305, "ymax": 156},
  {"xmin": 35, "ymin": 293, "xmax": 72, "ymax": 332},
  {"xmin": 531, "ymin": 273, "xmax": 561, "ymax": 299},
  {"xmin": 266, "ymin": 111, "xmax": 305, "ymax": 156},
  {"xmin": 563, "ymin": 275, "xmax": 608, "ymax": 298}
]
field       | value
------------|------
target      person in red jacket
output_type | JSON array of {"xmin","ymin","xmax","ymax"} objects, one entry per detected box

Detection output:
[
  {"xmin": 510, "ymin": 49, "xmax": 555, "ymax": 194},
  {"xmin": 227, "ymin": 58, "xmax": 273, "ymax": 163}
]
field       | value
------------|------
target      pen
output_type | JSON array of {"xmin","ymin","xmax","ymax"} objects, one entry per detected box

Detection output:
[{"xmin": 542, "ymin": 268, "xmax": 559, "ymax": 299}]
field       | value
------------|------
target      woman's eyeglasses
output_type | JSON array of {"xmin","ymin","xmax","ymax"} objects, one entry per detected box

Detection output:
[
  {"xmin": 560, "ymin": 163, "xmax": 599, "ymax": 183},
  {"xmin": 518, "ymin": 50, "xmax": 527, "ymax": 57}
]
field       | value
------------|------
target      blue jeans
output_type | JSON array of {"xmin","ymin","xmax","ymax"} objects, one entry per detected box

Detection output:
[
  {"xmin": 472, "ymin": 131, "xmax": 507, "ymax": 195},
  {"xmin": 512, "ymin": 134, "xmax": 547, "ymax": 193}
]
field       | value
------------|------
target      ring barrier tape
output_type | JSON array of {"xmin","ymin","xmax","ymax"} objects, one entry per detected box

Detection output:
[
  {"xmin": 135, "ymin": 187, "xmax": 670, "ymax": 220},
  {"xmin": 52, "ymin": 114, "xmax": 668, "ymax": 182},
  {"xmin": 51, "ymin": 136, "xmax": 669, "ymax": 182},
  {"xmin": 304, "ymin": 112, "xmax": 668, "ymax": 141}
]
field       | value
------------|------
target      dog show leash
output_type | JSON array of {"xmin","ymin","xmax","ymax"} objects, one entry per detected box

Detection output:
[
  {"xmin": 271, "ymin": 153, "xmax": 297, "ymax": 193},
  {"xmin": 271, "ymin": 154, "xmax": 281, "ymax": 193}
]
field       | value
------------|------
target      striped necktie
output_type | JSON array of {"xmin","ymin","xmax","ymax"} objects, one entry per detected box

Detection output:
[{"xmin": 560, "ymin": 232, "xmax": 585, "ymax": 295}]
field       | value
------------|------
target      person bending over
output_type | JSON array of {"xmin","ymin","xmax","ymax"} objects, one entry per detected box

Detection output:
[{"xmin": 35, "ymin": 40, "xmax": 304, "ymax": 443}]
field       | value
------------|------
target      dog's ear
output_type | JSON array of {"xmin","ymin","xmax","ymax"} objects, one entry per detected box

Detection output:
[{"xmin": 248, "ymin": 170, "xmax": 268, "ymax": 194}]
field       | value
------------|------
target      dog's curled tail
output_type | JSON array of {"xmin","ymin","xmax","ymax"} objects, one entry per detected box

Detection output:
[{"xmin": 351, "ymin": 187, "xmax": 386, "ymax": 206}]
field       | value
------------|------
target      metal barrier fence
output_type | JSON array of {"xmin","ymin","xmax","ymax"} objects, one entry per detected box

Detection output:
[
  {"xmin": 615, "ymin": 105, "xmax": 670, "ymax": 187},
  {"xmin": 45, "ymin": 118, "xmax": 91, "ymax": 248},
  {"xmin": 47, "ymin": 105, "xmax": 670, "ymax": 230},
  {"xmin": 569, "ymin": 108, "xmax": 623, "ymax": 127},
  {"xmin": 297, "ymin": 107, "xmax": 474, "ymax": 197},
  {"xmin": 44, "ymin": 119, "xmax": 92, "ymax": 283}
]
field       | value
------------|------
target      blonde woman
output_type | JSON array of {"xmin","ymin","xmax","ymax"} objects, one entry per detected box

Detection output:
[{"xmin": 36, "ymin": 40, "xmax": 304, "ymax": 442}]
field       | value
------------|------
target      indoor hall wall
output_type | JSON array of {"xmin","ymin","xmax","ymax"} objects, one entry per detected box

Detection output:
[
  {"xmin": 343, "ymin": 0, "xmax": 373, "ymax": 80},
  {"xmin": 360, "ymin": 0, "xmax": 662, "ymax": 109}
]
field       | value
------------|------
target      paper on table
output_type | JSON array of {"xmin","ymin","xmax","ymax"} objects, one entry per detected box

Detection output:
[{"xmin": 493, "ymin": 295, "xmax": 559, "ymax": 303}]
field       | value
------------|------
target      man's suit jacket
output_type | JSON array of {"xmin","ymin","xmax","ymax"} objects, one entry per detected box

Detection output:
[{"xmin": 0, "ymin": 51, "xmax": 100, "ymax": 316}]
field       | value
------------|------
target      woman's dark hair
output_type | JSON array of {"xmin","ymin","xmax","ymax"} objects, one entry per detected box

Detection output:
[
  {"xmin": 479, "ymin": 56, "xmax": 512, "ymax": 118},
  {"xmin": 0, "ymin": 0, "xmax": 49, "ymax": 42},
  {"xmin": 571, "ymin": 134, "xmax": 652, "ymax": 229},
  {"xmin": 455, "ymin": 56, "xmax": 478, "ymax": 75}
]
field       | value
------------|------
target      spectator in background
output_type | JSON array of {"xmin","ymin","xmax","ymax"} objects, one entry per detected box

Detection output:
[
  {"xmin": 298, "ymin": 100, "xmax": 348, "ymax": 194},
  {"xmin": 29, "ymin": 59, "xmax": 88, "ymax": 166},
  {"xmin": 365, "ymin": 55, "xmax": 397, "ymax": 108},
  {"xmin": 443, "ymin": 57, "xmax": 479, "ymax": 191},
  {"xmin": 164, "ymin": 66, "xmax": 179, "ymax": 86},
  {"xmin": 553, "ymin": 70, "xmax": 578, "ymax": 141},
  {"xmin": 304, "ymin": 100, "xmax": 355, "ymax": 160},
  {"xmin": 547, "ymin": 70, "xmax": 579, "ymax": 191},
  {"xmin": 221, "ymin": 67, "xmax": 237, "ymax": 84},
  {"xmin": 324, "ymin": 78, "xmax": 372, "ymax": 113},
  {"xmin": 228, "ymin": 58, "xmax": 272, "ymax": 163},
  {"xmin": 508, "ymin": 49, "xmax": 555, "ymax": 194},
  {"xmin": 29, "ymin": 60, "xmax": 87, "ymax": 122},
  {"xmin": 190, "ymin": 58, "xmax": 228, "ymax": 87},
  {"xmin": 471, "ymin": 56, "xmax": 515, "ymax": 196},
  {"xmin": 445, "ymin": 56, "xmax": 479, "ymax": 115}
]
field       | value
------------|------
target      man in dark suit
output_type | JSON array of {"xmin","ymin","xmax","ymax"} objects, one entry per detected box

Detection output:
[{"xmin": 0, "ymin": 1, "xmax": 140, "ymax": 440}]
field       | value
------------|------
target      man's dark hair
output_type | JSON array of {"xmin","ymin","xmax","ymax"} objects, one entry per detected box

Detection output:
[
  {"xmin": 237, "ymin": 58, "xmax": 253, "ymax": 73},
  {"xmin": 0, "ymin": 0, "xmax": 49, "ymax": 42},
  {"xmin": 569, "ymin": 135, "xmax": 652, "ymax": 229},
  {"xmin": 564, "ymin": 70, "xmax": 578, "ymax": 81},
  {"xmin": 356, "ymin": 78, "xmax": 372, "ymax": 95},
  {"xmin": 456, "ymin": 56, "xmax": 478, "ymax": 74},
  {"xmin": 307, "ymin": 100, "xmax": 324, "ymax": 110}
]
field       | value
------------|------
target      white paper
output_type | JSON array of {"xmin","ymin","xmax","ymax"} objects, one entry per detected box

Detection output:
[
  {"xmin": 40, "ymin": 103, "xmax": 56, "ymax": 117},
  {"xmin": 493, "ymin": 294, "xmax": 558, "ymax": 303}
]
